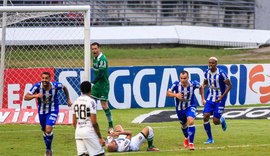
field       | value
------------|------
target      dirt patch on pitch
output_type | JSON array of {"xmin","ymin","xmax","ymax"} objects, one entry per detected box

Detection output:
[{"xmin": 233, "ymin": 46, "xmax": 270, "ymax": 62}]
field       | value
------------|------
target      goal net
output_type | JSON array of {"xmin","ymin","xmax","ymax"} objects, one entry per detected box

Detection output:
[{"xmin": 0, "ymin": 6, "xmax": 91, "ymax": 109}]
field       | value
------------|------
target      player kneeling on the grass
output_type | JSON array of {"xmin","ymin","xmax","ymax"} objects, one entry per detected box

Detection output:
[
  {"xmin": 166, "ymin": 70, "xmax": 205, "ymax": 150},
  {"xmin": 72, "ymin": 81, "xmax": 105, "ymax": 156},
  {"xmin": 106, "ymin": 124, "xmax": 159, "ymax": 152}
]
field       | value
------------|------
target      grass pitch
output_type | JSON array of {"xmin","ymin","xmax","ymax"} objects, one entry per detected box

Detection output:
[
  {"xmin": 3, "ymin": 46, "xmax": 270, "ymax": 155},
  {"xmin": 6, "ymin": 46, "xmax": 270, "ymax": 68},
  {"xmin": 1, "ymin": 107, "xmax": 270, "ymax": 156}
]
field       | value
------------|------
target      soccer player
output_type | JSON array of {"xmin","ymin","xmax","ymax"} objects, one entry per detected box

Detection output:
[
  {"xmin": 106, "ymin": 124, "xmax": 159, "ymax": 152},
  {"xmin": 24, "ymin": 71, "xmax": 72, "ymax": 156},
  {"xmin": 91, "ymin": 42, "xmax": 113, "ymax": 130},
  {"xmin": 72, "ymin": 81, "xmax": 105, "ymax": 156},
  {"xmin": 202, "ymin": 57, "xmax": 232, "ymax": 144},
  {"xmin": 166, "ymin": 70, "xmax": 205, "ymax": 150}
]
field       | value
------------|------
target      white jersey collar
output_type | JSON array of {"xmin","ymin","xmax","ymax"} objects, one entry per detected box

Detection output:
[{"xmin": 97, "ymin": 52, "xmax": 103, "ymax": 59}]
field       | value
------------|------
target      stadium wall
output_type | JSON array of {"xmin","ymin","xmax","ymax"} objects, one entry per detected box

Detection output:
[{"xmin": 2, "ymin": 25, "xmax": 270, "ymax": 47}]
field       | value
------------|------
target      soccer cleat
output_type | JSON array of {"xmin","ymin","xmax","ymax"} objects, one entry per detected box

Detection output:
[
  {"xmin": 183, "ymin": 138, "xmax": 189, "ymax": 148},
  {"xmin": 220, "ymin": 116, "xmax": 227, "ymax": 131},
  {"xmin": 189, "ymin": 143, "xmax": 195, "ymax": 150},
  {"xmin": 204, "ymin": 138, "xmax": 214, "ymax": 144},
  {"xmin": 147, "ymin": 147, "xmax": 160, "ymax": 151},
  {"xmin": 45, "ymin": 149, "xmax": 52, "ymax": 156}
]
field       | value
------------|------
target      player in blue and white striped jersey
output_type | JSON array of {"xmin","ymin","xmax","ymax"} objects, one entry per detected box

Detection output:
[
  {"xmin": 167, "ymin": 70, "xmax": 205, "ymax": 150},
  {"xmin": 202, "ymin": 57, "xmax": 232, "ymax": 144},
  {"xmin": 24, "ymin": 71, "xmax": 72, "ymax": 156}
]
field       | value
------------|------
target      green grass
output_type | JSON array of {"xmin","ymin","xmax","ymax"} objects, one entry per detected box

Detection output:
[
  {"xmin": 100, "ymin": 46, "xmax": 270, "ymax": 66},
  {"xmin": 3, "ymin": 46, "xmax": 270, "ymax": 155},
  {"xmin": 5, "ymin": 46, "xmax": 270, "ymax": 68},
  {"xmin": 1, "ymin": 107, "xmax": 270, "ymax": 156}
]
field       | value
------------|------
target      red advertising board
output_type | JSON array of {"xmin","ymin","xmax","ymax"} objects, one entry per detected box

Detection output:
[{"xmin": 2, "ymin": 68, "xmax": 54, "ymax": 108}]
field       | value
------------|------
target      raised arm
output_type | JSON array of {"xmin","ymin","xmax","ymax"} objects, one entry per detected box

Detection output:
[{"xmin": 113, "ymin": 130, "xmax": 132, "ymax": 140}]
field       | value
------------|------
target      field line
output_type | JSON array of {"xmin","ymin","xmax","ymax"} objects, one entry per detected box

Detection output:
[
  {"xmin": 106, "ymin": 143, "xmax": 270, "ymax": 155},
  {"xmin": 0, "ymin": 125, "xmax": 203, "ymax": 133},
  {"xmin": 0, "ymin": 126, "xmax": 73, "ymax": 133}
]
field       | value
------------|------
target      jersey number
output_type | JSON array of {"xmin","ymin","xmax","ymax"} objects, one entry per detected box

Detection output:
[
  {"xmin": 99, "ymin": 60, "xmax": 106, "ymax": 68},
  {"xmin": 74, "ymin": 104, "xmax": 87, "ymax": 119}
]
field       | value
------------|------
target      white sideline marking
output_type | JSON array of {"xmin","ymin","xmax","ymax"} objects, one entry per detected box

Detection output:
[
  {"xmin": 106, "ymin": 144, "xmax": 270, "ymax": 155},
  {"xmin": 131, "ymin": 110, "xmax": 165, "ymax": 124},
  {"xmin": 0, "ymin": 127, "xmax": 72, "ymax": 133}
]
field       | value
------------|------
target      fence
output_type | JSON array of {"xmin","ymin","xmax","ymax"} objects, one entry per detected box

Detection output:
[{"xmin": 1, "ymin": 0, "xmax": 255, "ymax": 29}]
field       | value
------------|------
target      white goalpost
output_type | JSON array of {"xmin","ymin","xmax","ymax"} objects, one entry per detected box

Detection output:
[{"xmin": 0, "ymin": 5, "xmax": 91, "ymax": 108}]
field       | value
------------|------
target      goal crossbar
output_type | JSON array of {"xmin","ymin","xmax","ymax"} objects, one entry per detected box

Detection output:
[{"xmin": 0, "ymin": 5, "xmax": 90, "ymax": 12}]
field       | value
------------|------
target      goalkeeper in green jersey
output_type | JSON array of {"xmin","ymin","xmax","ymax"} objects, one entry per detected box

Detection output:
[{"xmin": 91, "ymin": 42, "xmax": 113, "ymax": 130}]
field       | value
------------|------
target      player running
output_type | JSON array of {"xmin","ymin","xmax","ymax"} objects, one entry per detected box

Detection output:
[
  {"xmin": 167, "ymin": 70, "xmax": 205, "ymax": 150},
  {"xmin": 24, "ymin": 71, "xmax": 72, "ymax": 156},
  {"xmin": 202, "ymin": 57, "xmax": 232, "ymax": 144}
]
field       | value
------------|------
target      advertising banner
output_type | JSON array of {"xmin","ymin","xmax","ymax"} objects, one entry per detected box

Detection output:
[
  {"xmin": 0, "ymin": 108, "xmax": 71, "ymax": 124},
  {"xmin": 2, "ymin": 68, "xmax": 55, "ymax": 109},
  {"xmin": 2, "ymin": 64, "xmax": 270, "ymax": 110}
]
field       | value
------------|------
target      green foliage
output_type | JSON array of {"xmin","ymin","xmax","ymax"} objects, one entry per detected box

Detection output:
[{"xmin": 1, "ymin": 107, "xmax": 270, "ymax": 156}]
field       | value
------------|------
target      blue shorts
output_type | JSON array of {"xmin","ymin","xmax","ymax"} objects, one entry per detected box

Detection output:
[
  {"xmin": 176, "ymin": 107, "xmax": 196, "ymax": 125},
  {"xmin": 203, "ymin": 100, "xmax": 225, "ymax": 119},
  {"xmin": 39, "ymin": 112, "xmax": 58, "ymax": 131}
]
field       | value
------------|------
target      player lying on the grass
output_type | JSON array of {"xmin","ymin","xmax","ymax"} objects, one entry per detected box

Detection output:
[{"xmin": 106, "ymin": 124, "xmax": 159, "ymax": 152}]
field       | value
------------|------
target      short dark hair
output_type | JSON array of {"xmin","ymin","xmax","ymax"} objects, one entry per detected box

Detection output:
[
  {"xmin": 42, "ymin": 72, "xmax": 51, "ymax": 78},
  {"xmin": 180, "ymin": 70, "xmax": 189, "ymax": 76},
  {"xmin": 91, "ymin": 42, "xmax": 100, "ymax": 47},
  {"xmin": 80, "ymin": 81, "xmax": 92, "ymax": 94}
]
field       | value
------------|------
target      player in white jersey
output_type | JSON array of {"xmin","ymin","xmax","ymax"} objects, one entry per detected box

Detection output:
[
  {"xmin": 106, "ymin": 124, "xmax": 159, "ymax": 152},
  {"xmin": 202, "ymin": 57, "xmax": 232, "ymax": 144},
  {"xmin": 167, "ymin": 70, "xmax": 205, "ymax": 150},
  {"xmin": 24, "ymin": 71, "xmax": 72, "ymax": 156},
  {"xmin": 72, "ymin": 81, "xmax": 105, "ymax": 156}
]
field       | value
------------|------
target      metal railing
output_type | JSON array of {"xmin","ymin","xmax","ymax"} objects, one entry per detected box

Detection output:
[{"xmin": 1, "ymin": 0, "xmax": 255, "ymax": 28}]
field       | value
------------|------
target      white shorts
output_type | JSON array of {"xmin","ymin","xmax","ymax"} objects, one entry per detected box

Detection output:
[
  {"xmin": 129, "ymin": 132, "xmax": 146, "ymax": 151},
  {"xmin": 76, "ymin": 137, "xmax": 104, "ymax": 156},
  {"xmin": 75, "ymin": 127, "xmax": 104, "ymax": 156}
]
